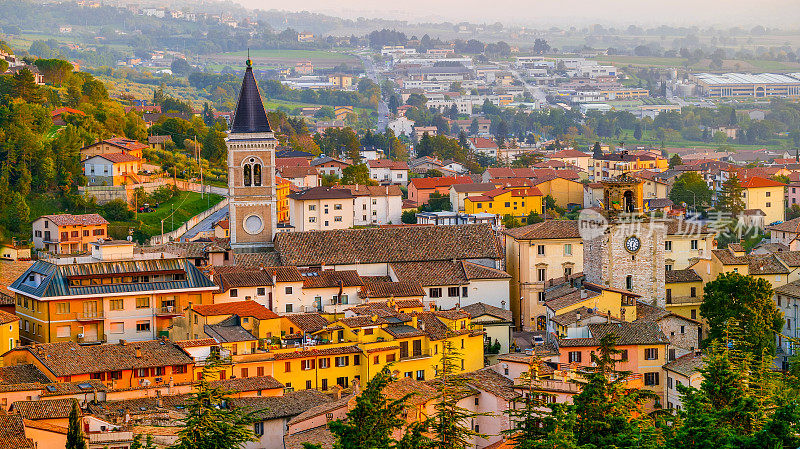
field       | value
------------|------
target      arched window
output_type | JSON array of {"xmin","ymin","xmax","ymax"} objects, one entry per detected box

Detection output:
[
  {"xmin": 243, "ymin": 164, "xmax": 252, "ymax": 187},
  {"xmin": 253, "ymin": 164, "xmax": 261, "ymax": 186}
]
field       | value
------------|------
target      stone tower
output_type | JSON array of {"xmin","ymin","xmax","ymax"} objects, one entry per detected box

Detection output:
[
  {"xmin": 582, "ymin": 176, "xmax": 666, "ymax": 307},
  {"xmin": 226, "ymin": 58, "xmax": 277, "ymax": 250}
]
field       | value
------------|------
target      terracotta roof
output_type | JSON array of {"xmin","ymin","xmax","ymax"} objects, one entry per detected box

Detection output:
[
  {"xmin": 339, "ymin": 316, "xmax": 385, "ymax": 328},
  {"xmin": 275, "ymin": 224, "xmax": 502, "ymax": 266},
  {"xmin": 12, "ymin": 398, "xmax": 78, "ymax": 420},
  {"xmin": 0, "ymin": 364, "xmax": 51, "ymax": 385},
  {"xmin": 301, "ymin": 270, "xmax": 363, "ymax": 289},
  {"xmin": 39, "ymin": 380, "xmax": 107, "ymax": 397},
  {"xmin": 334, "ymin": 184, "xmax": 403, "ymax": 197},
  {"xmin": 383, "ymin": 376, "xmax": 438, "ymax": 407},
  {"xmin": 0, "ymin": 415, "xmax": 34, "ymax": 449},
  {"xmin": 461, "ymin": 302, "xmax": 513, "ymax": 322},
  {"xmin": 360, "ymin": 281, "xmax": 425, "ymax": 299},
  {"xmin": 665, "ymin": 269, "xmax": 702, "ymax": 283},
  {"xmin": 545, "ymin": 289, "xmax": 601, "ymax": 313},
  {"xmin": 284, "ymin": 425, "xmax": 335, "ymax": 449},
  {"xmin": 21, "ymin": 340, "xmax": 193, "ymax": 377},
  {"xmin": 193, "ymin": 300, "xmax": 279, "ymax": 320},
  {"xmin": 284, "ymin": 313, "xmax": 330, "ymax": 333},
  {"xmin": 504, "ymin": 220, "xmax": 581, "ymax": 240},
  {"xmin": 175, "ymin": 338, "xmax": 218, "ymax": 348},
  {"xmin": 209, "ymin": 375, "xmax": 284, "ymax": 391},
  {"xmin": 277, "ymin": 157, "xmax": 311, "ymax": 168},
  {"xmin": 664, "ymin": 351, "xmax": 705, "ymax": 377},
  {"xmin": 557, "ymin": 322, "xmax": 669, "ymax": 347},
  {"xmin": 0, "ymin": 309, "xmax": 19, "ymax": 325},
  {"xmin": 415, "ymin": 311, "xmax": 471, "ymax": 340},
  {"xmin": 287, "ymin": 394, "xmax": 351, "ymax": 426},
  {"xmin": 469, "ymin": 137, "xmax": 499, "ymax": 149},
  {"xmin": 367, "ymin": 159, "xmax": 410, "ymax": 170},
  {"xmin": 147, "ymin": 135, "xmax": 172, "ymax": 144},
  {"xmin": 485, "ymin": 167, "xmax": 536, "ymax": 179},
  {"xmin": 456, "ymin": 367, "xmax": 520, "ymax": 400},
  {"xmin": 551, "ymin": 306, "xmax": 615, "ymax": 327},
  {"xmin": 92, "ymin": 152, "xmax": 141, "ymax": 163},
  {"xmin": 233, "ymin": 252, "xmax": 283, "ymax": 267},
  {"xmin": 740, "ymin": 176, "xmax": 786, "ymax": 188},
  {"xmin": 774, "ymin": 280, "xmax": 800, "ymax": 297},
  {"xmin": 451, "ymin": 182, "xmax": 496, "ymax": 193},
  {"xmin": 273, "ymin": 345, "xmax": 361, "ymax": 360},
  {"xmin": 390, "ymin": 260, "xmax": 509, "ymax": 286},
  {"xmin": 766, "ymin": 217, "xmax": 800, "ymax": 233},
  {"xmin": 409, "ymin": 176, "xmax": 472, "ymax": 190},
  {"xmin": 38, "ymin": 213, "xmax": 108, "ymax": 227},
  {"xmin": 212, "ymin": 265, "xmax": 303, "ymax": 283},
  {"xmin": 214, "ymin": 270, "xmax": 274, "ymax": 292},
  {"xmin": 234, "ymin": 390, "xmax": 332, "ymax": 422},
  {"xmin": 549, "ymin": 149, "xmax": 591, "ymax": 158}
]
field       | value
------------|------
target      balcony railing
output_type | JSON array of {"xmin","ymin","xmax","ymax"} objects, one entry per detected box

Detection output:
[
  {"xmin": 87, "ymin": 431, "xmax": 134, "ymax": 443},
  {"xmin": 76, "ymin": 312, "xmax": 104, "ymax": 321},
  {"xmin": 155, "ymin": 305, "xmax": 183, "ymax": 317},
  {"xmin": 400, "ymin": 351, "xmax": 432, "ymax": 361}
]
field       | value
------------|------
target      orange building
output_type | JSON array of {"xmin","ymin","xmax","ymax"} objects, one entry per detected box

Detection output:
[
  {"xmin": 31, "ymin": 213, "xmax": 109, "ymax": 254},
  {"xmin": 277, "ymin": 176, "xmax": 291, "ymax": 223},
  {"xmin": 79, "ymin": 137, "xmax": 147, "ymax": 160}
]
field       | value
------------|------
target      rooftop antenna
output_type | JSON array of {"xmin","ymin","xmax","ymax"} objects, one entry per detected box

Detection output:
[{"xmin": 246, "ymin": 48, "xmax": 252, "ymax": 68}]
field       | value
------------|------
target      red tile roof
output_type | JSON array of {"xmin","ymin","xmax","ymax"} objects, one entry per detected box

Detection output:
[
  {"xmin": 409, "ymin": 176, "xmax": 472, "ymax": 190},
  {"xmin": 50, "ymin": 107, "xmax": 85, "ymax": 117},
  {"xmin": 469, "ymin": 137, "xmax": 499, "ymax": 149},
  {"xmin": 193, "ymin": 300, "xmax": 279, "ymax": 320},
  {"xmin": 740, "ymin": 176, "xmax": 786, "ymax": 188},
  {"xmin": 549, "ymin": 149, "xmax": 591, "ymax": 158},
  {"xmin": 367, "ymin": 159, "xmax": 410, "ymax": 170},
  {"xmin": 38, "ymin": 213, "xmax": 108, "ymax": 227},
  {"xmin": 276, "ymin": 157, "xmax": 311, "ymax": 168},
  {"xmin": 93, "ymin": 152, "xmax": 141, "ymax": 163}
]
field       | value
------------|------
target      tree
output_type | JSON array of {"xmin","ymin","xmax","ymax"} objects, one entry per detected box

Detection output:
[
  {"xmin": 388, "ymin": 95, "xmax": 399, "ymax": 114},
  {"xmin": 669, "ymin": 153, "xmax": 683, "ymax": 168},
  {"xmin": 700, "ymin": 272, "xmax": 783, "ymax": 360},
  {"xmin": 717, "ymin": 174, "xmax": 745, "ymax": 216},
  {"xmin": 633, "ymin": 122, "xmax": 643, "ymax": 140},
  {"xmin": 169, "ymin": 356, "xmax": 260, "ymax": 449},
  {"xmin": 670, "ymin": 172, "xmax": 712, "ymax": 209},
  {"xmin": 66, "ymin": 401, "xmax": 86, "ymax": 449},
  {"xmin": 729, "ymin": 108, "xmax": 738, "ymax": 126},
  {"xmin": 341, "ymin": 163, "xmax": 372, "ymax": 185},
  {"xmin": 592, "ymin": 141, "xmax": 602, "ymax": 158},
  {"xmin": 401, "ymin": 209, "xmax": 418, "ymax": 224},
  {"xmin": 430, "ymin": 339, "xmax": 487, "ymax": 449},
  {"xmin": 423, "ymin": 192, "xmax": 451, "ymax": 212},
  {"xmin": 532, "ymin": 38, "xmax": 550, "ymax": 55},
  {"xmin": 171, "ymin": 58, "xmax": 192, "ymax": 76},
  {"xmin": 713, "ymin": 131, "xmax": 728, "ymax": 145},
  {"xmin": 33, "ymin": 58, "xmax": 73, "ymax": 85},
  {"xmin": 131, "ymin": 434, "xmax": 157, "ymax": 449},
  {"xmin": 329, "ymin": 366, "xmax": 410, "ymax": 449}
]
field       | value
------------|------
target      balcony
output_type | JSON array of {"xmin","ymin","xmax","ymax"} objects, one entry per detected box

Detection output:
[
  {"xmin": 399, "ymin": 351, "xmax": 432, "ymax": 361},
  {"xmin": 87, "ymin": 431, "xmax": 134, "ymax": 444},
  {"xmin": 155, "ymin": 305, "xmax": 183, "ymax": 317},
  {"xmin": 76, "ymin": 312, "xmax": 104, "ymax": 321}
]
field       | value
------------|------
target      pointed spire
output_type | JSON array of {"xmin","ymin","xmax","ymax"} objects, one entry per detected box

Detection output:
[{"xmin": 230, "ymin": 58, "xmax": 271, "ymax": 134}]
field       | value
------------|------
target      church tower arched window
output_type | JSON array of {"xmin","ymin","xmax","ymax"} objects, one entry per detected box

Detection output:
[{"xmin": 243, "ymin": 164, "xmax": 252, "ymax": 186}]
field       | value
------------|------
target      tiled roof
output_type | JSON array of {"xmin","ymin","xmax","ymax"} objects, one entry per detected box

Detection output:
[
  {"xmin": 457, "ymin": 367, "xmax": 519, "ymax": 400},
  {"xmin": 504, "ymin": 220, "xmax": 580, "ymax": 240},
  {"xmin": 558, "ymin": 322, "xmax": 669, "ymax": 347},
  {"xmin": 339, "ymin": 316, "xmax": 385, "ymax": 328},
  {"xmin": 273, "ymin": 345, "xmax": 361, "ymax": 360},
  {"xmin": 38, "ymin": 213, "xmax": 108, "ymax": 227},
  {"xmin": 277, "ymin": 157, "xmax": 311, "ymax": 168},
  {"xmin": 383, "ymin": 376, "xmax": 439, "ymax": 407},
  {"xmin": 469, "ymin": 137, "xmax": 499, "ymax": 149},
  {"xmin": 334, "ymin": 184, "xmax": 403, "ymax": 197},
  {"xmin": 94, "ymin": 152, "xmax": 141, "ymax": 163},
  {"xmin": 634, "ymin": 301, "xmax": 672, "ymax": 323},
  {"xmin": 409, "ymin": 176, "xmax": 472, "ymax": 190},
  {"xmin": 545, "ymin": 289, "xmax": 601, "ymax": 313},
  {"xmin": 287, "ymin": 394, "xmax": 351, "ymax": 426},
  {"xmin": 234, "ymin": 390, "xmax": 332, "ymax": 422},
  {"xmin": 390, "ymin": 260, "xmax": 509, "ymax": 286},
  {"xmin": 21, "ymin": 340, "xmax": 193, "ymax": 377},
  {"xmin": 275, "ymin": 224, "xmax": 501, "ymax": 266},
  {"xmin": 209, "ymin": 375, "xmax": 284, "ymax": 391},
  {"xmin": 233, "ymin": 251, "xmax": 283, "ymax": 267},
  {"xmin": 766, "ymin": 217, "xmax": 800, "ymax": 233},
  {"xmin": 360, "ymin": 280, "xmax": 425, "ymax": 299},
  {"xmin": 0, "ymin": 309, "xmax": 19, "ymax": 325},
  {"xmin": 284, "ymin": 313, "xmax": 330, "ymax": 333},
  {"xmin": 175, "ymin": 338, "xmax": 218, "ymax": 348},
  {"xmin": 551, "ymin": 306, "xmax": 614, "ymax": 327},
  {"xmin": 0, "ymin": 415, "xmax": 34, "ymax": 449},
  {"xmin": 740, "ymin": 176, "xmax": 785, "ymax": 188},
  {"xmin": 664, "ymin": 351, "xmax": 705, "ymax": 377},
  {"xmin": 284, "ymin": 425, "xmax": 335, "ymax": 449},
  {"xmin": 774, "ymin": 280, "xmax": 800, "ymax": 297},
  {"xmin": 39, "ymin": 380, "xmax": 107, "ymax": 397},
  {"xmin": 193, "ymin": 300, "xmax": 279, "ymax": 320},
  {"xmin": 451, "ymin": 182, "xmax": 497, "ymax": 193},
  {"xmin": 416, "ymin": 311, "xmax": 471, "ymax": 341},
  {"xmin": 367, "ymin": 159, "xmax": 410, "ymax": 170},
  {"xmin": 461, "ymin": 302, "xmax": 513, "ymax": 322},
  {"xmin": 230, "ymin": 63, "xmax": 271, "ymax": 133},
  {"xmin": 12, "ymin": 398, "xmax": 78, "ymax": 420},
  {"xmin": 549, "ymin": 149, "xmax": 591, "ymax": 158},
  {"xmin": 301, "ymin": 270, "xmax": 363, "ymax": 289},
  {"xmin": 665, "ymin": 269, "xmax": 702, "ymax": 283},
  {"xmin": 205, "ymin": 317, "xmax": 258, "ymax": 343},
  {"xmin": 0, "ymin": 364, "xmax": 51, "ymax": 385},
  {"xmin": 148, "ymin": 135, "xmax": 172, "ymax": 144},
  {"xmin": 288, "ymin": 186, "xmax": 353, "ymax": 201},
  {"xmin": 214, "ymin": 270, "xmax": 274, "ymax": 292},
  {"xmin": 383, "ymin": 324, "xmax": 427, "ymax": 339}
]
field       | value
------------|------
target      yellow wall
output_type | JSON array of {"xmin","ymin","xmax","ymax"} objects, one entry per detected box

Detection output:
[
  {"xmin": 744, "ymin": 185, "xmax": 785, "ymax": 225},
  {"xmin": 535, "ymin": 178, "xmax": 584, "ymax": 208},
  {"xmin": 464, "ymin": 191, "xmax": 543, "ymax": 218},
  {"xmin": 0, "ymin": 317, "xmax": 19, "ymax": 357}
]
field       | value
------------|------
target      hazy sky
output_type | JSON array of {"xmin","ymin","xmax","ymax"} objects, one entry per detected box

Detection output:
[{"xmin": 236, "ymin": 0, "xmax": 798, "ymax": 27}]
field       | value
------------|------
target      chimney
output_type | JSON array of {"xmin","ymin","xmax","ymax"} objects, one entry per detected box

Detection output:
[
  {"xmin": 119, "ymin": 339, "xmax": 127, "ymax": 346},
  {"xmin": 355, "ymin": 183, "xmax": 359, "ymax": 191},
  {"xmin": 580, "ymin": 290, "xmax": 587, "ymax": 299},
  {"xmin": 135, "ymin": 347, "xmax": 142, "ymax": 358}
]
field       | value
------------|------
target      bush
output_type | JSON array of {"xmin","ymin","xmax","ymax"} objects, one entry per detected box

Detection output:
[{"xmin": 102, "ymin": 199, "xmax": 133, "ymax": 221}]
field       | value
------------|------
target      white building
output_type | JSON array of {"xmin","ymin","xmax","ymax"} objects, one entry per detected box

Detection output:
[
  {"xmin": 366, "ymin": 159, "xmax": 410, "ymax": 186},
  {"xmin": 388, "ymin": 117, "xmax": 415, "ymax": 137},
  {"xmin": 288, "ymin": 186, "xmax": 355, "ymax": 232},
  {"xmin": 333, "ymin": 184, "xmax": 403, "ymax": 226}
]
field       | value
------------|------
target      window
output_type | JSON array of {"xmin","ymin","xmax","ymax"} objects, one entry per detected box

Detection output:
[
  {"xmin": 691, "ymin": 240, "xmax": 698, "ymax": 250},
  {"xmin": 109, "ymin": 322, "xmax": 124, "ymax": 334},
  {"xmin": 537, "ymin": 268, "xmax": 546, "ymax": 282},
  {"xmin": 386, "ymin": 353, "xmax": 396, "ymax": 362},
  {"xmin": 285, "ymin": 362, "xmax": 291, "ymax": 372},
  {"xmin": 668, "ymin": 376, "xmax": 673, "ymax": 389},
  {"xmin": 766, "ymin": 191, "xmax": 771, "ymax": 197},
  {"xmin": 285, "ymin": 286, "xmax": 293, "ymax": 295},
  {"xmin": 665, "ymin": 241, "xmax": 672, "ymax": 251},
  {"xmin": 448, "ymin": 287, "xmax": 459, "ymax": 297},
  {"xmin": 564, "ymin": 267, "xmax": 572, "ymax": 278},
  {"xmin": 537, "ymin": 245, "xmax": 545, "ymax": 255},
  {"xmin": 644, "ymin": 372, "xmax": 660, "ymax": 386},
  {"xmin": 285, "ymin": 304, "xmax": 293, "ymax": 313},
  {"xmin": 253, "ymin": 422, "xmax": 264, "ymax": 436},
  {"xmin": 691, "ymin": 309, "xmax": 697, "ymax": 320},
  {"xmin": 257, "ymin": 287, "xmax": 266, "ymax": 296},
  {"xmin": 690, "ymin": 287, "xmax": 696, "ymax": 297},
  {"xmin": 309, "ymin": 217, "xmax": 316, "ymax": 223},
  {"xmin": 373, "ymin": 355, "xmax": 380, "ymax": 364},
  {"xmin": 136, "ymin": 321, "xmax": 151, "ymax": 332},
  {"xmin": 109, "ymin": 299, "xmax": 124, "ymax": 311},
  {"xmin": 230, "ymin": 289, "xmax": 238, "ymax": 298},
  {"xmin": 83, "ymin": 230, "xmax": 89, "ymax": 237},
  {"xmin": 644, "ymin": 348, "xmax": 658, "ymax": 360},
  {"xmin": 301, "ymin": 359, "xmax": 315, "ymax": 371},
  {"xmin": 354, "ymin": 355, "xmax": 361, "ymax": 365},
  {"xmin": 429, "ymin": 288, "xmax": 442, "ymax": 298},
  {"xmin": 56, "ymin": 325, "xmax": 71, "ymax": 338},
  {"xmin": 334, "ymin": 204, "xmax": 342, "ymax": 210},
  {"xmin": 625, "ymin": 275, "xmax": 633, "ymax": 291},
  {"xmin": 568, "ymin": 351, "xmax": 582, "ymax": 363},
  {"xmin": 416, "ymin": 370, "xmax": 425, "ymax": 380},
  {"xmin": 56, "ymin": 302, "xmax": 70, "ymax": 314},
  {"xmin": 93, "ymin": 228, "xmax": 104, "ymax": 236},
  {"xmin": 766, "ymin": 202, "xmax": 771, "ymax": 208},
  {"xmin": 564, "ymin": 244, "xmax": 572, "ymax": 255},
  {"xmin": 665, "ymin": 264, "xmax": 673, "ymax": 271},
  {"xmin": 620, "ymin": 349, "xmax": 628, "ymax": 361},
  {"xmin": 462, "ymin": 286, "xmax": 468, "ymax": 297},
  {"xmin": 335, "ymin": 356, "xmax": 349, "ymax": 367},
  {"xmin": 666, "ymin": 289, "xmax": 672, "ymax": 303},
  {"xmin": 309, "ymin": 204, "xmax": 316, "ymax": 211},
  {"xmin": 305, "ymin": 380, "xmax": 312, "ymax": 390},
  {"xmin": 337, "ymin": 377, "xmax": 349, "ymax": 388},
  {"xmin": 669, "ymin": 348, "xmax": 676, "ymax": 361},
  {"xmin": 174, "ymin": 365, "xmax": 187, "ymax": 374},
  {"xmin": 538, "ymin": 292, "xmax": 546, "ymax": 303},
  {"xmin": 136, "ymin": 297, "xmax": 150, "ymax": 309}
]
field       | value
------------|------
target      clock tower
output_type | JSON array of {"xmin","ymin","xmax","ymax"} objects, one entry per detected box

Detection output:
[
  {"xmin": 226, "ymin": 58, "xmax": 277, "ymax": 250},
  {"xmin": 582, "ymin": 176, "xmax": 666, "ymax": 308}
]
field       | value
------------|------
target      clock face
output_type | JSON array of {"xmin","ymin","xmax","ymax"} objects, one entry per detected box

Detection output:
[{"xmin": 625, "ymin": 236, "xmax": 641, "ymax": 253}]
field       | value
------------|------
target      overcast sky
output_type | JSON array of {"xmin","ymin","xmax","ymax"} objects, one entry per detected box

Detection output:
[{"xmin": 236, "ymin": 0, "xmax": 798, "ymax": 27}]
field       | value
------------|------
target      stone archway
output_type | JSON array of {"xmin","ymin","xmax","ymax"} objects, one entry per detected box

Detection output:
[{"xmin": 623, "ymin": 190, "xmax": 635, "ymax": 213}]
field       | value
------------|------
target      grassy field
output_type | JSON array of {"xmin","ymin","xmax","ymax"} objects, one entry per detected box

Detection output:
[{"xmin": 108, "ymin": 191, "xmax": 223, "ymax": 238}]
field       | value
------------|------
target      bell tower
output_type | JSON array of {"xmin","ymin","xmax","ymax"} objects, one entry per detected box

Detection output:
[{"xmin": 226, "ymin": 58, "xmax": 277, "ymax": 250}]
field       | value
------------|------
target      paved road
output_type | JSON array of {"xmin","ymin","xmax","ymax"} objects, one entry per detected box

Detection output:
[
  {"xmin": 510, "ymin": 69, "xmax": 548, "ymax": 105},
  {"xmin": 360, "ymin": 53, "xmax": 389, "ymax": 131},
  {"xmin": 181, "ymin": 204, "xmax": 228, "ymax": 241}
]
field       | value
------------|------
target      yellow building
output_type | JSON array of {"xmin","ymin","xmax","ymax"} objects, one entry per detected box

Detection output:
[
  {"xmin": 592, "ymin": 151, "xmax": 668, "ymax": 180},
  {"xmin": 741, "ymin": 176, "xmax": 786, "ymax": 226},
  {"xmin": 0, "ymin": 310, "xmax": 20, "ymax": 358},
  {"xmin": 665, "ymin": 268, "xmax": 705, "ymax": 331},
  {"xmin": 546, "ymin": 282, "xmax": 639, "ymax": 332},
  {"xmin": 277, "ymin": 176, "xmax": 291, "ymax": 223},
  {"xmin": 464, "ymin": 187, "xmax": 543, "ymax": 219},
  {"xmin": 189, "ymin": 300, "xmax": 282, "ymax": 341},
  {"xmin": 533, "ymin": 176, "xmax": 585, "ymax": 208}
]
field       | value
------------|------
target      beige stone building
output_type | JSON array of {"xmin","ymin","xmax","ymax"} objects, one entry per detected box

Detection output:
[{"xmin": 288, "ymin": 186, "xmax": 355, "ymax": 231}]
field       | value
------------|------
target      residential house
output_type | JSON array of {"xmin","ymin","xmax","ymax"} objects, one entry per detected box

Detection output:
[
  {"xmin": 31, "ymin": 214, "xmax": 109, "ymax": 254},
  {"xmin": 277, "ymin": 166, "xmax": 320, "ymax": 188},
  {"xmin": 0, "ymin": 310, "xmax": 19, "ymax": 355},
  {"xmin": 766, "ymin": 217, "xmax": 800, "ymax": 250},
  {"xmin": 548, "ymin": 149, "xmax": 592, "ymax": 172},
  {"xmin": 450, "ymin": 183, "xmax": 498, "ymax": 212},
  {"xmin": 408, "ymin": 176, "xmax": 472, "ymax": 206},
  {"xmin": 504, "ymin": 220, "xmax": 583, "ymax": 330},
  {"xmin": 412, "ymin": 126, "xmax": 438, "ymax": 142},
  {"xmin": 288, "ymin": 186, "xmax": 355, "ymax": 231},
  {"xmin": 310, "ymin": 157, "xmax": 351, "ymax": 178},
  {"xmin": 461, "ymin": 302, "xmax": 513, "ymax": 356},
  {"xmin": 84, "ymin": 153, "xmax": 142, "ymax": 186},
  {"xmin": 773, "ymin": 281, "xmax": 800, "ymax": 368},
  {"xmin": 366, "ymin": 159, "xmax": 410, "ymax": 186},
  {"xmin": 8, "ymin": 240, "xmax": 216, "ymax": 344},
  {"xmin": 463, "ymin": 187, "xmax": 544, "ymax": 219},
  {"xmin": 665, "ymin": 268, "xmax": 705, "ymax": 329},
  {"xmin": 740, "ymin": 176, "xmax": 786, "ymax": 226},
  {"xmin": 334, "ymin": 184, "xmax": 403, "ymax": 226},
  {"xmin": 80, "ymin": 138, "xmax": 147, "ymax": 161},
  {"xmin": 50, "ymin": 107, "xmax": 86, "ymax": 126},
  {"xmin": 664, "ymin": 351, "xmax": 704, "ymax": 411},
  {"xmin": 388, "ymin": 117, "xmax": 415, "ymax": 137},
  {"xmin": 235, "ymin": 390, "xmax": 332, "ymax": 449},
  {"xmin": 636, "ymin": 301, "xmax": 702, "ymax": 361},
  {"xmin": 147, "ymin": 135, "xmax": 173, "ymax": 151},
  {"xmin": 592, "ymin": 151, "xmax": 668, "ymax": 180},
  {"xmin": 468, "ymin": 137, "xmax": 500, "ymax": 158}
]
